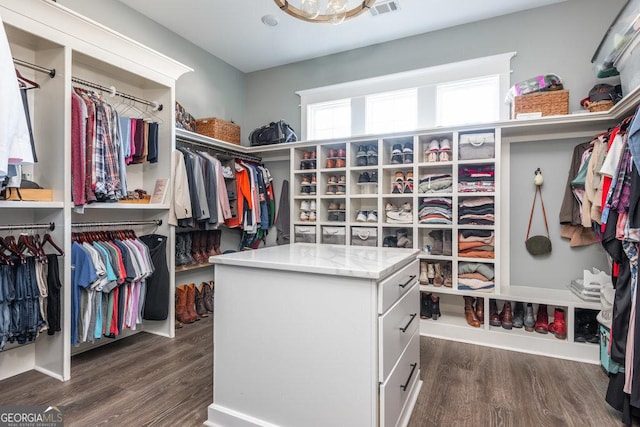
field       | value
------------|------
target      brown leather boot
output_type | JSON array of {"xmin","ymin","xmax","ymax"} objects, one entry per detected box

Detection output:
[
  {"xmin": 195, "ymin": 284, "xmax": 209, "ymax": 318},
  {"xmin": 500, "ymin": 301, "xmax": 513, "ymax": 330},
  {"xmin": 174, "ymin": 293, "xmax": 183, "ymax": 328},
  {"xmin": 463, "ymin": 296, "xmax": 481, "ymax": 327},
  {"xmin": 201, "ymin": 282, "xmax": 214, "ymax": 312},
  {"xmin": 175, "ymin": 285, "xmax": 195, "ymax": 324},
  {"xmin": 185, "ymin": 283, "xmax": 201, "ymax": 321},
  {"xmin": 475, "ymin": 297, "xmax": 484, "ymax": 324},
  {"xmin": 190, "ymin": 232, "xmax": 201, "ymax": 264},
  {"xmin": 213, "ymin": 230, "xmax": 222, "ymax": 255},
  {"xmin": 489, "ymin": 299, "xmax": 501, "ymax": 326},
  {"xmin": 205, "ymin": 231, "xmax": 217, "ymax": 258}
]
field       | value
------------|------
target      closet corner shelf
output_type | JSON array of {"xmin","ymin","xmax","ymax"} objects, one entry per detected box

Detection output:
[
  {"xmin": 0, "ymin": 201, "xmax": 63, "ymax": 209},
  {"xmin": 83, "ymin": 203, "xmax": 170, "ymax": 210},
  {"xmin": 175, "ymin": 262, "xmax": 213, "ymax": 273}
]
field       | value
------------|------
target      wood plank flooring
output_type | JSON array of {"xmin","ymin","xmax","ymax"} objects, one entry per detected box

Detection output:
[{"xmin": 0, "ymin": 316, "xmax": 626, "ymax": 426}]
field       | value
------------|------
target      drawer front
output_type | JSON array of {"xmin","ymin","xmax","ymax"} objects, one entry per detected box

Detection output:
[
  {"xmin": 380, "ymin": 331, "xmax": 420, "ymax": 427},
  {"xmin": 378, "ymin": 259, "xmax": 419, "ymax": 314},
  {"xmin": 379, "ymin": 283, "xmax": 419, "ymax": 381}
]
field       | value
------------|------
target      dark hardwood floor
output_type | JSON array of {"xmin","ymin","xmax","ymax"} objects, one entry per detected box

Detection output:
[{"xmin": 0, "ymin": 316, "xmax": 626, "ymax": 426}]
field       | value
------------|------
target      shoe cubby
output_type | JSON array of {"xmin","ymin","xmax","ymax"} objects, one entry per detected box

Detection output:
[
  {"xmin": 321, "ymin": 171, "xmax": 346, "ymax": 196},
  {"xmin": 295, "ymin": 199, "xmax": 317, "ymax": 223},
  {"xmin": 487, "ymin": 300, "xmax": 568, "ymax": 341},
  {"xmin": 351, "ymin": 199, "xmax": 379, "ymax": 223},
  {"xmin": 458, "ymin": 129, "xmax": 495, "ymax": 161},
  {"xmin": 417, "ymin": 165, "xmax": 453, "ymax": 195},
  {"xmin": 382, "ymin": 167, "xmax": 415, "ymax": 195},
  {"xmin": 382, "ymin": 136, "xmax": 414, "ymax": 165},
  {"xmin": 381, "ymin": 226, "xmax": 414, "ymax": 248},
  {"xmin": 419, "ymin": 258, "xmax": 453, "ymax": 288},
  {"xmin": 418, "ymin": 196, "xmax": 452, "ymax": 225},
  {"xmin": 350, "ymin": 139, "xmax": 379, "ymax": 167},
  {"xmin": 419, "ymin": 293, "xmax": 474, "ymax": 329},
  {"xmin": 419, "ymin": 228, "xmax": 453, "ymax": 257},
  {"xmin": 383, "ymin": 196, "xmax": 414, "ymax": 225},
  {"xmin": 294, "ymin": 171, "xmax": 317, "ymax": 197},
  {"xmin": 320, "ymin": 143, "xmax": 347, "ymax": 170},
  {"xmin": 322, "ymin": 198, "xmax": 346, "ymax": 223},
  {"xmin": 573, "ymin": 308, "xmax": 599, "ymax": 345},
  {"xmin": 295, "ymin": 147, "xmax": 318, "ymax": 171},
  {"xmin": 418, "ymin": 132, "xmax": 454, "ymax": 165},
  {"xmin": 458, "ymin": 163, "xmax": 495, "ymax": 194},
  {"xmin": 350, "ymin": 169, "xmax": 378, "ymax": 195}
]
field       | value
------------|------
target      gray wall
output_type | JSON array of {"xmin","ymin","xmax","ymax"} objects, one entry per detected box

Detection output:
[
  {"xmin": 245, "ymin": 0, "xmax": 625, "ymax": 139},
  {"xmin": 58, "ymin": 0, "xmax": 245, "ymax": 129}
]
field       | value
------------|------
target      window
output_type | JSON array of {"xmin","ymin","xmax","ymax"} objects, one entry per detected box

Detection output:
[
  {"xmin": 436, "ymin": 75, "xmax": 500, "ymax": 126},
  {"xmin": 307, "ymin": 99, "xmax": 351, "ymax": 141},
  {"xmin": 365, "ymin": 89, "xmax": 417, "ymax": 135}
]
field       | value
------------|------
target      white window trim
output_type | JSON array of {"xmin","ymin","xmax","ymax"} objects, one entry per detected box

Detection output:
[{"xmin": 296, "ymin": 52, "xmax": 516, "ymax": 140}]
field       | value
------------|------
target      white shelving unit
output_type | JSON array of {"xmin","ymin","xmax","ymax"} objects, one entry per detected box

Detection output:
[{"xmin": 0, "ymin": 0, "xmax": 191, "ymax": 381}]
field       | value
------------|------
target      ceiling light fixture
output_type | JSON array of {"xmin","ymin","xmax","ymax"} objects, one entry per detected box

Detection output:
[{"xmin": 273, "ymin": 0, "xmax": 376, "ymax": 25}]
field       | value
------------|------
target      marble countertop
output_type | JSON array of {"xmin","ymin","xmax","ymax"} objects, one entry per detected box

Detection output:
[{"xmin": 208, "ymin": 244, "xmax": 419, "ymax": 279}]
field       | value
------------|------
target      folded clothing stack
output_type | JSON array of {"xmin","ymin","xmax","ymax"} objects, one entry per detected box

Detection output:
[
  {"xmin": 458, "ymin": 230, "xmax": 494, "ymax": 259},
  {"xmin": 418, "ymin": 173, "xmax": 453, "ymax": 194},
  {"xmin": 418, "ymin": 197, "xmax": 452, "ymax": 224},
  {"xmin": 458, "ymin": 262, "xmax": 495, "ymax": 292},
  {"xmin": 569, "ymin": 267, "xmax": 611, "ymax": 303},
  {"xmin": 459, "ymin": 197, "xmax": 494, "ymax": 225},
  {"xmin": 458, "ymin": 165, "xmax": 495, "ymax": 193}
]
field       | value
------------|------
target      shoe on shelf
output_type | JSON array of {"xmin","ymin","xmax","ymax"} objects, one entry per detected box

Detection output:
[
  {"xmin": 464, "ymin": 296, "xmax": 481, "ymax": 327},
  {"xmin": 439, "ymin": 151, "xmax": 451, "ymax": 162},
  {"xmin": 500, "ymin": 301, "xmax": 513, "ymax": 330},
  {"xmin": 419, "ymin": 260, "xmax": 429, "ymax": 285},
  {"xmin": 392, "ymin": 181, "xmax": 404, "ymax": 194},
  {"xmin": 403, "ymin": 180, "xmax": 414, "ymax": 193},
  {"xmin": 356, "ymin": 145, "xmax": 367, "ymax": 158},
  {"xmin": 308, "ymin": 211, "xmax": 316, "ymax": 222},
  {"xmin": 433, "ymin": 263, "xmax": 443, "ymax": 286},
  {"xmin": 310, "ymin": 150, "xmax": 317, "ymax": 159},
  {"xmin": 399, "ymin": 202, "xmax": 412, "ymax": 211},
  {"xmin": 475, "ymin": 297, "xmax": 484, "ymax": 324},
  {"xmin": 391, "ymin": 143, "xmax": 402, "ymax": 155},
  {"xmin": 357, "ymin": 156, "xmax": 368, "ymax": 167},
  {"xmin": 338, "ymin": 175, "xmax": 346, "ymax": 185},
  {"xmin": 336, "ymin": 185, "xmax": 346, "ymax": 195},
  {"xmin": 420, "ymin": 291, "xmax": 432, "ymax": 319},
  {"xmin": 358, "ymin": 172, "xmax": 371, "ymax": 183},
  {"xmin": 403, "ymin": 152, "xmax": 413, "ymax": 164},
  {"xmin": 548, "ymin": 308, "xmax": 567, "ymax": 340},
  {"xmin": 301, "ymin": 175, "xmax": 311, "ymax": 186},
  {"xmin": 385, "ymin": 202, "xmax": 397, "ymax": 212},
  {"xmin": 489, "ymin": 299, "xmax": 501, "ymax": 327},
  {"xmin": 328, "ymin": 201, "xmax": 339, "ymax": 210},
  {"xmin": 524, "ymin": 303, "xmax": 535, "ymax": 332},
  {"xmin": 339, "ymin": 202, "xmax": 346, "ymax": 210},
  {"xmin": 328, "ymin": 212, "xmax": 339, "ymax": 221},
  {"xmin": 327, "ymin": 148, "xmax": 336, "ymax": 158},
  {"xmin": 300, "ymin": 200, "xmax": 310, "ymax": 211},
  {"xmin": 336, "ymin": 158, "xmax": 346, "ymax": 168},
  {"xmin": 326, "ymin": 185, "xmax": 337, "ymax": 195},
  {"xmin": 302, "ymin": 151, "xmax": 310, "ymax": 160},
  {"xmin": 512, "ymin": 302, "xmax": 525, "ymax": 328},
  {"xmin": 428, "ymin": 139, "xmax": 440, "ymax": 152},
  {"xmin": 391, "ymin": 154, "xmax": 403, "ymax": 164},
  {"xmin": 403, "ymin": 142, "xmax": 413, "ymax": 154},
  {"xmin": 328, "ymin": 175, "xmax": 338, "ymax": 185},
  {"xmin": 356, "ymin": 210, "xmax": 368, "ymax": 222},
  {"xmin": 299, "ymin": 211, "xmax": 309, "ymax": 221},
  {"xmin": 367, "ymin": 144, "xmax": 378, "ymax": 166},
  {"xmin": 309, "ymin": 185, "xmax": 316, "ymax": 195},
  {"xmin": 311, "ymin": 174, "xmax": 317, "ymax": 185},
  {"xmin": 440, "ymin": 138, "xmax": 451, "ymax": 151},
  {"xmin": 534, "ymin": 304, "xmax": 549, "ymax": 334},
  {"xmin": 386, "ymin": 210, "xmax": 412, "ymax": 223},
  {"xmin": 427, "ymin": 263, "xmax": 435, "ymax": 285},
  {"xmin": 431, "ymin": 295, "xmax": 441, "ymax": 320},
  {"xmin": 309, "ymin": 200, "xmax": 317, "ymax": 211},
  {"xmin": 370, "ymin": 171, "xmax": 378, "ymax": 183},
  {"xmin": 337, "ymin": 148, "xmax": 346, "ymax": 158},
  {"xmin": 426, "ymin": 151, "xmax": 438, "ymax": 162},
  {"xmin": 367, "ymin": 210, "xmax": 378, "ymax": 222},
  {"xmin": 300, "ymin": 186, "xmax": 310, "ymax": 195},
  {"xmin": 326, "ymin": 159, "xmax": 336, "ymax": 168}
]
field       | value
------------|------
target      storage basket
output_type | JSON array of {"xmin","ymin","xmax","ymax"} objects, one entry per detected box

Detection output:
[
  {"xmin": 195, "ymin": 117, "xmax": 241, "ymax": 145},
  {"xmin": 351, "ymin": 227, "xmax": 378, "ymax": 247},
  {"xmin": 584, "ymin": 100, "xmax": 614, "ymax": 113},
  {"xmin": 322, "ymin": 226, "xmax": 346, "ymax": 245},
  {"xmin": 512, "ymin": 90, "xmax": 569, "ymax": 119},
  {"xmin": 458, "ymin": 132, "xmax": 495, "ymax": 160},
  {"xmin": 295, "ymin": 226, "xmax": 316, "ymax": 243}
]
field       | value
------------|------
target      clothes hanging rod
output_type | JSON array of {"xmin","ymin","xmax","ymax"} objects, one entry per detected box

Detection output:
[
  {"xmin": 0, "ymin": 222, "xmax": 55, "ymax": 232},
  {"xmin": 13, "ymin": 57, "xmax": 56, "ymax": 78},
  {"xmin": 71, "ymin": 219, "xmax": 162, "ymax": 228},
  {"xmin": 71, "ymin": 76, "xmax": 163, "ymax": 112},
  {"xmin": 176, "ymin": 138, "xmax": 262, "ymax": 163}
]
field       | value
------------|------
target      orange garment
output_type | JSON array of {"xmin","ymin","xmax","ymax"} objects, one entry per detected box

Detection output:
[
  {"xmin": 458, "ymin": 241, "xmax": 493, "ymax": 251},
  {"xmin": 225, "ymin": 164, "xmax": 253, "ymax": 228},
  {"xmin": 458, "ymin": 250, "xmax": 494, "ymax": 259}
]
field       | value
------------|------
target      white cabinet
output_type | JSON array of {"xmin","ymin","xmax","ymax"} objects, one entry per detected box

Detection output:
[
  {"xmin": 207, "ymin": 244, "xmax": 422, "ymax": 427},
  {"xmin": 0, "ymin": 0, "xmax": 191, "ymax": 381}
]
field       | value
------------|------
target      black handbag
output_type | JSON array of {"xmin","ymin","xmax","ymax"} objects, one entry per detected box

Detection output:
[
  {"xmin": 525, "ymin": 184, "xmax": 552, "ymax": 256},
  {"xmin": 249, "ymin": 120, "xmax": 297, "ymax": 146}
]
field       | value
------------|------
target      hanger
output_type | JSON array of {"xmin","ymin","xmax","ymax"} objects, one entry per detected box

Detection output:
[
  {"xmin": 18, "ymin": 233, "xmax": 42, "ymax": 259},
  {"xmin": 41, "ymin": 232, "xmax": 64, "ymax": 256},
  {"xmin": 1, "ymin": 236, "xmax": 25, "ymax": 264},
  {"xmin": 16, "ymin": 68, "xmax": 39, "ymax": 90}
]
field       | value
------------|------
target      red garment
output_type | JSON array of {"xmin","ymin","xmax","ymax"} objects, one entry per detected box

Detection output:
[
  {"xmin": 601, "ymin": 126, "xmax": 621, "ymax": 233},
  {"xmin": 225, "ymin": 165, "xmax": 253, "ymax": 228},
  {"xmin": 71, "ymin": 92, "xmax": 86, "ymax": 207}
]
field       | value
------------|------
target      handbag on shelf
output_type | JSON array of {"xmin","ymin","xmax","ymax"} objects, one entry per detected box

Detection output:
[
  {"xmin": 525, "ymin": 183, "xmax": 552, "ymax": 256},
  {"xmin": 249, "ymin": 120, "xmax": 298, "ymax": 146}
]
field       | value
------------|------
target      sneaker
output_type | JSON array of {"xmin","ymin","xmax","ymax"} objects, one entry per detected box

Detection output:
[
  {"xmin": 302, "ymin": 151, "xmax": 310, "ymax": 160},
  {"xmin": 339, "ymin": 202, "xmax": 346, "ymax": 210},
  {"xmin": 300, "ymin": 161, "xmax": 308, "ymax": 170},
  {"xmin": 385, "ymin": 202, "xmax": 397, "ymax": 211},
  {"xmin": 338, "ymin": 211, "xmax": 346, "ymax": 222},
  {"xmin": 403, "ymin": 152, "xmax": 413, "ymax": 164},
  {"xmin": 439, "ymin": 151, "xmax": 450, "ymax": 162},
  {"xmin": 370, "ymin": 171, "xmax": 378, "ymax": 183},
  {"xmin": 440, "ymin": 138, "xmax": 451, "ymax": 151},
  {"xmin": 391, "ymin": 154, "xmax": 403, "ymax": 164},
  {"xmin": 336, "ymin": 185, "xmax": 346, "ymax": 195},
  {"xmin": 311, "ymin": 174, "xmax": 317, "ymax": 185},
  {"xmin": 309, "ymin": 159, "xmax": 316, "ymax": 169},
  {"xmin": 300, "ymin": 186, "xmax": 310, "ymax": 195},
  {"xmin": 357, "ymin": 154, "xmax": 368, "ymax": 167},
  {"xmin": 383, "ymin": 235, "xmax": 398, "ymax": 247},
  {"xmin": 391, "ymin": 144, "xmax": 402, "ymax": 155},
  {"xmin": 309, "ymin": 211, "xmax": 316, "ymax": 222},
  {"xmin": 394, "ymin": 171, "xmax": 405, "ymax": 182},
  {"xmin": 300, "ymin": 200, "xmax": 310, "ymax": 211},
  {"xmin": 338, "ymin": 175, "xmax": 346, "ymax": 185},
  {"xmin": 392, "ymin": 181, "xmax": 403, "ymax": 194},
  {"xmin": 310, "ymin": 150, "xmax": 317, "ymax": 159},
  {"xmin": 367, "ymin": 144, "xmax": 378, "ymax": 166},
  {"xmin": 337, "ymin": 148, "xmax": 346, "ymax": 158},
  {"xmin": 386, "ymin": 210, "xmax": 412, "ymax": 223},
  {"xmin": 328, "ymin": 175, "xmax": 338, "ymax": 185},
  {"xmin": 402, "ymin": 143, "xmax": 413, "ymax": 154},
  {"xmin": 300, "ymin": 211, "xmax": 309, "ymax": 221},
  {"xmin": 404, "ymin": 180, "xmax": 414, "ymax": 193},
  {"xmin": 328, "ymin": 212, "xmax": 339, "ymax": 221},
  {"xmin": 400, "ymin": 202, "xmax": 412, "ymax": 211},
  {"xmin": 328, "ymin": 148, "xmax": 336, "ymax": 158},
  {"xmin": 328, "ymin": 201, "xmax": 339, "ymax": 210},
  {"xmin": 428, "ymin": 139, "xmax": 440, "ymax": 152},
  {"xmin": 301, "ymin": 175, "xmax": 311, "ymax": 185},
  {"xmin": 358, "ymin": 172, "xmax": 371, "ymax": 183},
  {"xmin": 309, "ymin": 185, "xmax": 316, "ymax": 195},
  {"xmin": 367, "ymin": 210, "xmax": 378, "ymax": 222},
  {"xmin": 309, "ymin": 200, "xmax": 317, "ymax": 210},
  {"xmin": 326, "ymin": 185, "xmax": 337, "ymax": 195},
  {"xmin": 356, "ymin": 145, "xmax": 367, "ymax": 158},
  {"xmin": 356, "ymin": 210, "xmax": 368, "ymax": 222},
  {"xmin": 426, "ymin": 151, "xmax": 438, "ymax": 162}
]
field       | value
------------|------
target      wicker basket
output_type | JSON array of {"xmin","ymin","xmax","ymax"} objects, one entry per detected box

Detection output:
[
  {"xmin": 195, "ymin": 117, "xmax": 240, "ymax": 145},
  {"xmin": 512, "ymin": 90, "xmax": 569, "ymax": 119},
  {"xmin": 584, "ymin": 100, "xmax": 614, "ymax": 113}
]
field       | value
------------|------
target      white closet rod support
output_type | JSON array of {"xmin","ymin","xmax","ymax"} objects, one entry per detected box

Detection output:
[
  {"xmin": 71, "ymin": 219, "xmax": 162, "ymax": 229},
  {"xmin": 71, "ymin": 77, "xmax": 163, "ymax": 111},
  {"xmin": 0, "ymin": 222, "xmax": 55, "ymax": 232},
  {"xmin": 13, "ymin": 57, "xmax": 56, "ymax": 78}
]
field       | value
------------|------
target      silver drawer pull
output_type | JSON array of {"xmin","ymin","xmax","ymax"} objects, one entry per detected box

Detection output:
[
  {"xmin": 400, "ymin": 363, "xmax": 418, "ymax": 391},
  {"xmin": 398, "ymin": 275, "xmax": 416, "ymax": 288},
  {"xmin": 399, "ymin": 313, "xmax": 417, "ymax": 333}
]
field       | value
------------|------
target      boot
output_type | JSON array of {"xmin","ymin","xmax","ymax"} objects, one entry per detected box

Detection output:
[
  {"xmin": 524, "ymin": 303, "xmax": 535, "ymax": 332},
  {"xmin": 213, "ymin": 229, "xmax": 223, "ymax": 255},
  {"xmin": 175, "ymin": 285, "xmax": 196, "ymax": 324},
  {"xmin": 174, "ymin": 293, "xmax": 183, "ymax": 328},
  {"xmin": 185, "ymin": 283, "xmax": 201, "ymax": 321},
  {"xmin": 205, "ymin": 231, "xmax": 217, "ymax": 258},
  {"xmin": 548, "ymin": 308, "xmax": 567, "ymax": 339},
  {"xmin": 208, "ymin": 281, "xmax": 215, "ymax": 309},
  {"xmin": 433, "ymin": 263, "xmax": 443, "ymax": 286},
  {"xmin": 192, "ymin": 231, "xmax": 205, "ymax": 264},
  {"xmin": 183, "ymin": 232, "xmax": 197, "ymax": 265},
  {"xmin": 419, "ymin": 260, "xmax": 429, "ymax": 285},
  {"xmin": 420, "ymin": 292, "xmax": 432, "ymax": 319},
  {"xmin": 512, "ymin": 302, "xmax": 525, "ymax": 328},
  {"xmin": 202, "ymin": 282, "xmax": 214, "ymax": 312},
  {"xmin": 535, "ymin": 304, "xmax": 549, "ymax": 334},
  {"xmin": 500, "ymin": 301, "xmax": 513, "ymax": 330},
  {"xmin": 194, "ymin": 284, "xmax": 209, "ymax": 318},
  {"xmin": 464, "ymin": 296, "xmax": 481, "ymax": 327},
  {"xmin": 197, "ymin": 231, "xmax": 209, "ymax": 263},
  {"xmin": 489, "ymin": 299, "xmax": 501, "ymax": 326},
  {"xmin": 175, "ymin": 234, "xmax": 185, "ymax": 267},
  {"xmin": 427, "ymin": 264, "xmax": 435, "ymax": 285},
  {"xmin": 475, "ymin": 297, "xmax": 484, "ymax": 324},
  {"xmin": 443, "ymin": 263, "xmax": 452, "ymax": 287},
  {"xmin": 431, "ymin": 295, "xmax": 441, "ymax": 320}
]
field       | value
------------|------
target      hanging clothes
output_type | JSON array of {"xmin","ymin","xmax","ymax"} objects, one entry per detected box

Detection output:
[{"xmin": 139, "ymin": 234, "xmax": 169, "ymax": 321}]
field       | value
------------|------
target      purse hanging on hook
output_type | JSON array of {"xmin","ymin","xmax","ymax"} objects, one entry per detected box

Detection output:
[{"xmin": 525, "ymin": 168, "xmax": 552, "ymax": 256}]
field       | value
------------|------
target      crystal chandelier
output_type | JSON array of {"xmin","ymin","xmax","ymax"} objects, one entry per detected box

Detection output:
[{"xmin": 273, "ymin": 0, "xmax": 376, "ymax": 25}]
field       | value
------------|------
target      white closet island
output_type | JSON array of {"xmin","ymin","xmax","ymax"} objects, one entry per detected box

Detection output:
[{"xmin": 207, "ymin": 243, "xmax": 421, "ymax": 427}]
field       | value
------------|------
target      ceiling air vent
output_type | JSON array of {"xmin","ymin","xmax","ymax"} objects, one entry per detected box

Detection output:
[{"xmin": 369, "ymin": 0, "xmax": 400, "ymax": 17}]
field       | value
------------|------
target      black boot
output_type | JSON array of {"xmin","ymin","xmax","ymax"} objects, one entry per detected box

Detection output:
[
  {"xmin": 420, "ymin": 292, "xmax": 432, "ymax": 319},
  {"xmin": 431, "ymin": 295, "xmax": 441, "ymax": 320}
]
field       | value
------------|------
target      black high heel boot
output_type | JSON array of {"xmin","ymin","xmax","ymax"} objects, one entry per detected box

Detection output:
[
  {"xmin": 420, "ymin": 292, "xmax": 433, "ymax": 319},
  {"xmin": 431, "ymin": 295, "xmax": 441, "ymax": 320}
]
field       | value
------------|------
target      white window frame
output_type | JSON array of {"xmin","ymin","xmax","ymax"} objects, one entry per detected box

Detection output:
[
  {"xmin": 307, "ymin": 98, "xmax": 352, "ymax": 141},
  {"xmin": 296, "ymin": 52, "xmax": 515, "ymax": 140},
  {"xmin": 365, "ymin": 88, "xmax": 418, "ymax": 135},
  {"xmin": 436, "ymin": 75, "xmax": 501, "ymax": 127}
]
